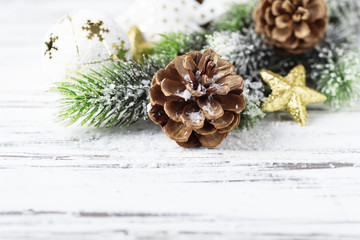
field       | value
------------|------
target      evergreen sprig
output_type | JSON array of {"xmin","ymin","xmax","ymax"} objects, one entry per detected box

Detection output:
[
  {"xmin": 212, "ymin": 1, "xmax": 256, "ymax": 31},
  {"xmin": 152, "ymin": 31, "xmax": 208, "ymax": 63},
  {"xmin": 50, "ymin": 59, "xmax": 162, "ymax": 127},
  {"xmin": 311, "ymin": 45, "xmax": 360, "ymax": 108}
]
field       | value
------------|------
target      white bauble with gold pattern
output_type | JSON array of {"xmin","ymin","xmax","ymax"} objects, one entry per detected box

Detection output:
[
  {"xmin": 115, "ymin": 0, "xmax": 206, "ymax": 42},
  {"xmin": 116, "ymin": 0, "xmax": 244, "ymax": 42},
  {"xmin": 43, "ymin": 10, "xmax": 131, "ymax": 81}
]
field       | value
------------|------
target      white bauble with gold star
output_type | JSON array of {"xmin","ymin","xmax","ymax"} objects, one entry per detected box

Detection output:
[
  {"xmin": 116, "ymin": 0, "xmax": 208, "ymax": 42},
  {"xmin": 43, "ymin": 10, "xmax": 131, "ymax": 81},
  {"xmin": 116, "ymin": 0, "xmax": 242, "ymax": 42},
  {"xmin": 116, "ymin": 0, "xmax": 200, "ymax": 42}
]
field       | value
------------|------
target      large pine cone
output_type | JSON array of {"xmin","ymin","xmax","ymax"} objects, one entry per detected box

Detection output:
[
  {"xmin": 253, "ymin": 0, "xmax": 329, "ymax": 54},
  {"xmin": 148, "ymin": 49, "xmax": 246, "ymax": 148}
]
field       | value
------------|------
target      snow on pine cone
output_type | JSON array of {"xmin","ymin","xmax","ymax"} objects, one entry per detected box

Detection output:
[
  {"xmin": 148, "ymin": 49, "xmax": 246, "ymax": 148},
  {"xmin": 253, "ymin": 0, "xmax": 329, "ymax": 55}
]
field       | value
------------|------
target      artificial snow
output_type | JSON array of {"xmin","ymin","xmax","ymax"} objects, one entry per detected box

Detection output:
[
  {"xmin": 196, "ymin": 83, "xmax": 207, "ymax": 94},
  {"xmin": 146, "ymin": 103, "xmax": 153, "ymax": 113},
  {"xmin": 201, "ymin": 100, "xmax": 216, "ymax": 116},
  {"xmin": 209, "ymin": 82, "xmax": 222, "ymax": 90},
  {"xmin": 187, "ymin": 111, "xmax": 204, "ymax": 124},
  {"xmin": 175, "ymin": 89, "xmax": 192, "ymax": 101}
]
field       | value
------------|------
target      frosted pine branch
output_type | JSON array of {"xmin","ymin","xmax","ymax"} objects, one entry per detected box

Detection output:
[
  {"xmin": 311, "ymin": 46, "xmax": 360, "ymax": 108},
  {"xmin": 152, "ymin": 31, "xmax": 208, "ymax": 63},
  {"xmin": 50, "ymin": 59, "xmax": 163, "ymax": 128}
]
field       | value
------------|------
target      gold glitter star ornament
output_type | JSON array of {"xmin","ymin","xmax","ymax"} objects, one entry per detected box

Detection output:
[{"xmin": 260, "ymin": 65, "xmax": 327, "ymax": 126}]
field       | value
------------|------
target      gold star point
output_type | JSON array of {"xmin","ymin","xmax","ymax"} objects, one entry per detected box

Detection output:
[
  {"xmin": 128, "ymin": 26, "xmax": 153, "ymax": 63},
  {"xmin": 260, "ymin": 65, "xmax": 327, "ymax": 126}
]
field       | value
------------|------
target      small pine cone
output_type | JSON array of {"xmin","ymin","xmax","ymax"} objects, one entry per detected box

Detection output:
[
  {"xmin": 148, "ymin": 49, "xmax": 246, "ymax": 148},
  {"xmin": 253, "ymin": 0, "xmax": 329, "ymax": 54}
]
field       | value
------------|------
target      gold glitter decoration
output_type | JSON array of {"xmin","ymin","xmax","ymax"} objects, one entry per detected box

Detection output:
[
  {"xmin": 128, "ymin": 26, "xmax": 153, "ymax": 63},
  {"xmin": 260, "ymin": 65, "xmax": 327, "ymax": 126},
  {"xmin": 44, "ymin": 34, "xmax": 59, "ymax": 59},
  {"xmin": 82, "ymin": 20, "xmax": 109, "ymax": 41}
]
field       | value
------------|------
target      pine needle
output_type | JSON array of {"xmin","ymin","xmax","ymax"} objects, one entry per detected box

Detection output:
[
  {"xmin": 152, "ymin": 31, "xmax": 208, "ymax": 63},
  {"xmin": 50, "ymin": 59, "xmax": 163, "ymax": 128},
  {"xmin": 212, "ymin": 1, "xmax": 256, "ymax": 31}
]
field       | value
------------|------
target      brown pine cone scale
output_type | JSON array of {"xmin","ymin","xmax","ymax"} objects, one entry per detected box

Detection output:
[
  {"xmin": 148, "ymin": 49, "xmax": 246, "ymax": 148},
  {"xmin": 253, "ymin": 0, "xmax": 329, "ymax": 54}
]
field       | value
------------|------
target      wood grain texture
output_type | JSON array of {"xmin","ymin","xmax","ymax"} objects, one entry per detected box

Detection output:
[{"xmin": 1, "ymin": 0, "xmax": 360, "ymax": 240}]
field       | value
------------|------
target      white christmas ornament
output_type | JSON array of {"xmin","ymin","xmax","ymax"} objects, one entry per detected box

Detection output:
[
  {"xmin": 116, "ymin": 0, "xmax": 203, "ymax": 42},
  {"xmin": 116, "ymin": 0, "xmax": 245, "ymax": 42},
  {"xmin": 43, "ymin": 10, "xmax": 131, "ymax": 81}
]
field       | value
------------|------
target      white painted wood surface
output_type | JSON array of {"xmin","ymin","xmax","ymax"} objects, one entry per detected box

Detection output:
[{"xmin": 1, "ymin": 1, "xmax": 360, "ymax": 239}]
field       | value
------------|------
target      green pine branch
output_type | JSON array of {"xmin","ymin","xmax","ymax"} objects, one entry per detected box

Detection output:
[
  {"xmin": 50, "ymin": 59, "xmax": 163, "ymax": 128},
  {"xmin": 312, "ymin": 47, "xmax": 360, "ymax": 108},
  {"xmin": 152, "ymin": 31, "xmax": 208, "ymax": 63},
  {"xmin": 212, "ymin": 1, "xmax": 257, "ymax": 31}
]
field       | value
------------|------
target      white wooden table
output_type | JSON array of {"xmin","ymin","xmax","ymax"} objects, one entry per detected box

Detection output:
[{"xmin": 1, "ymin": 1, "xmax": 360, "ymax": 239}]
